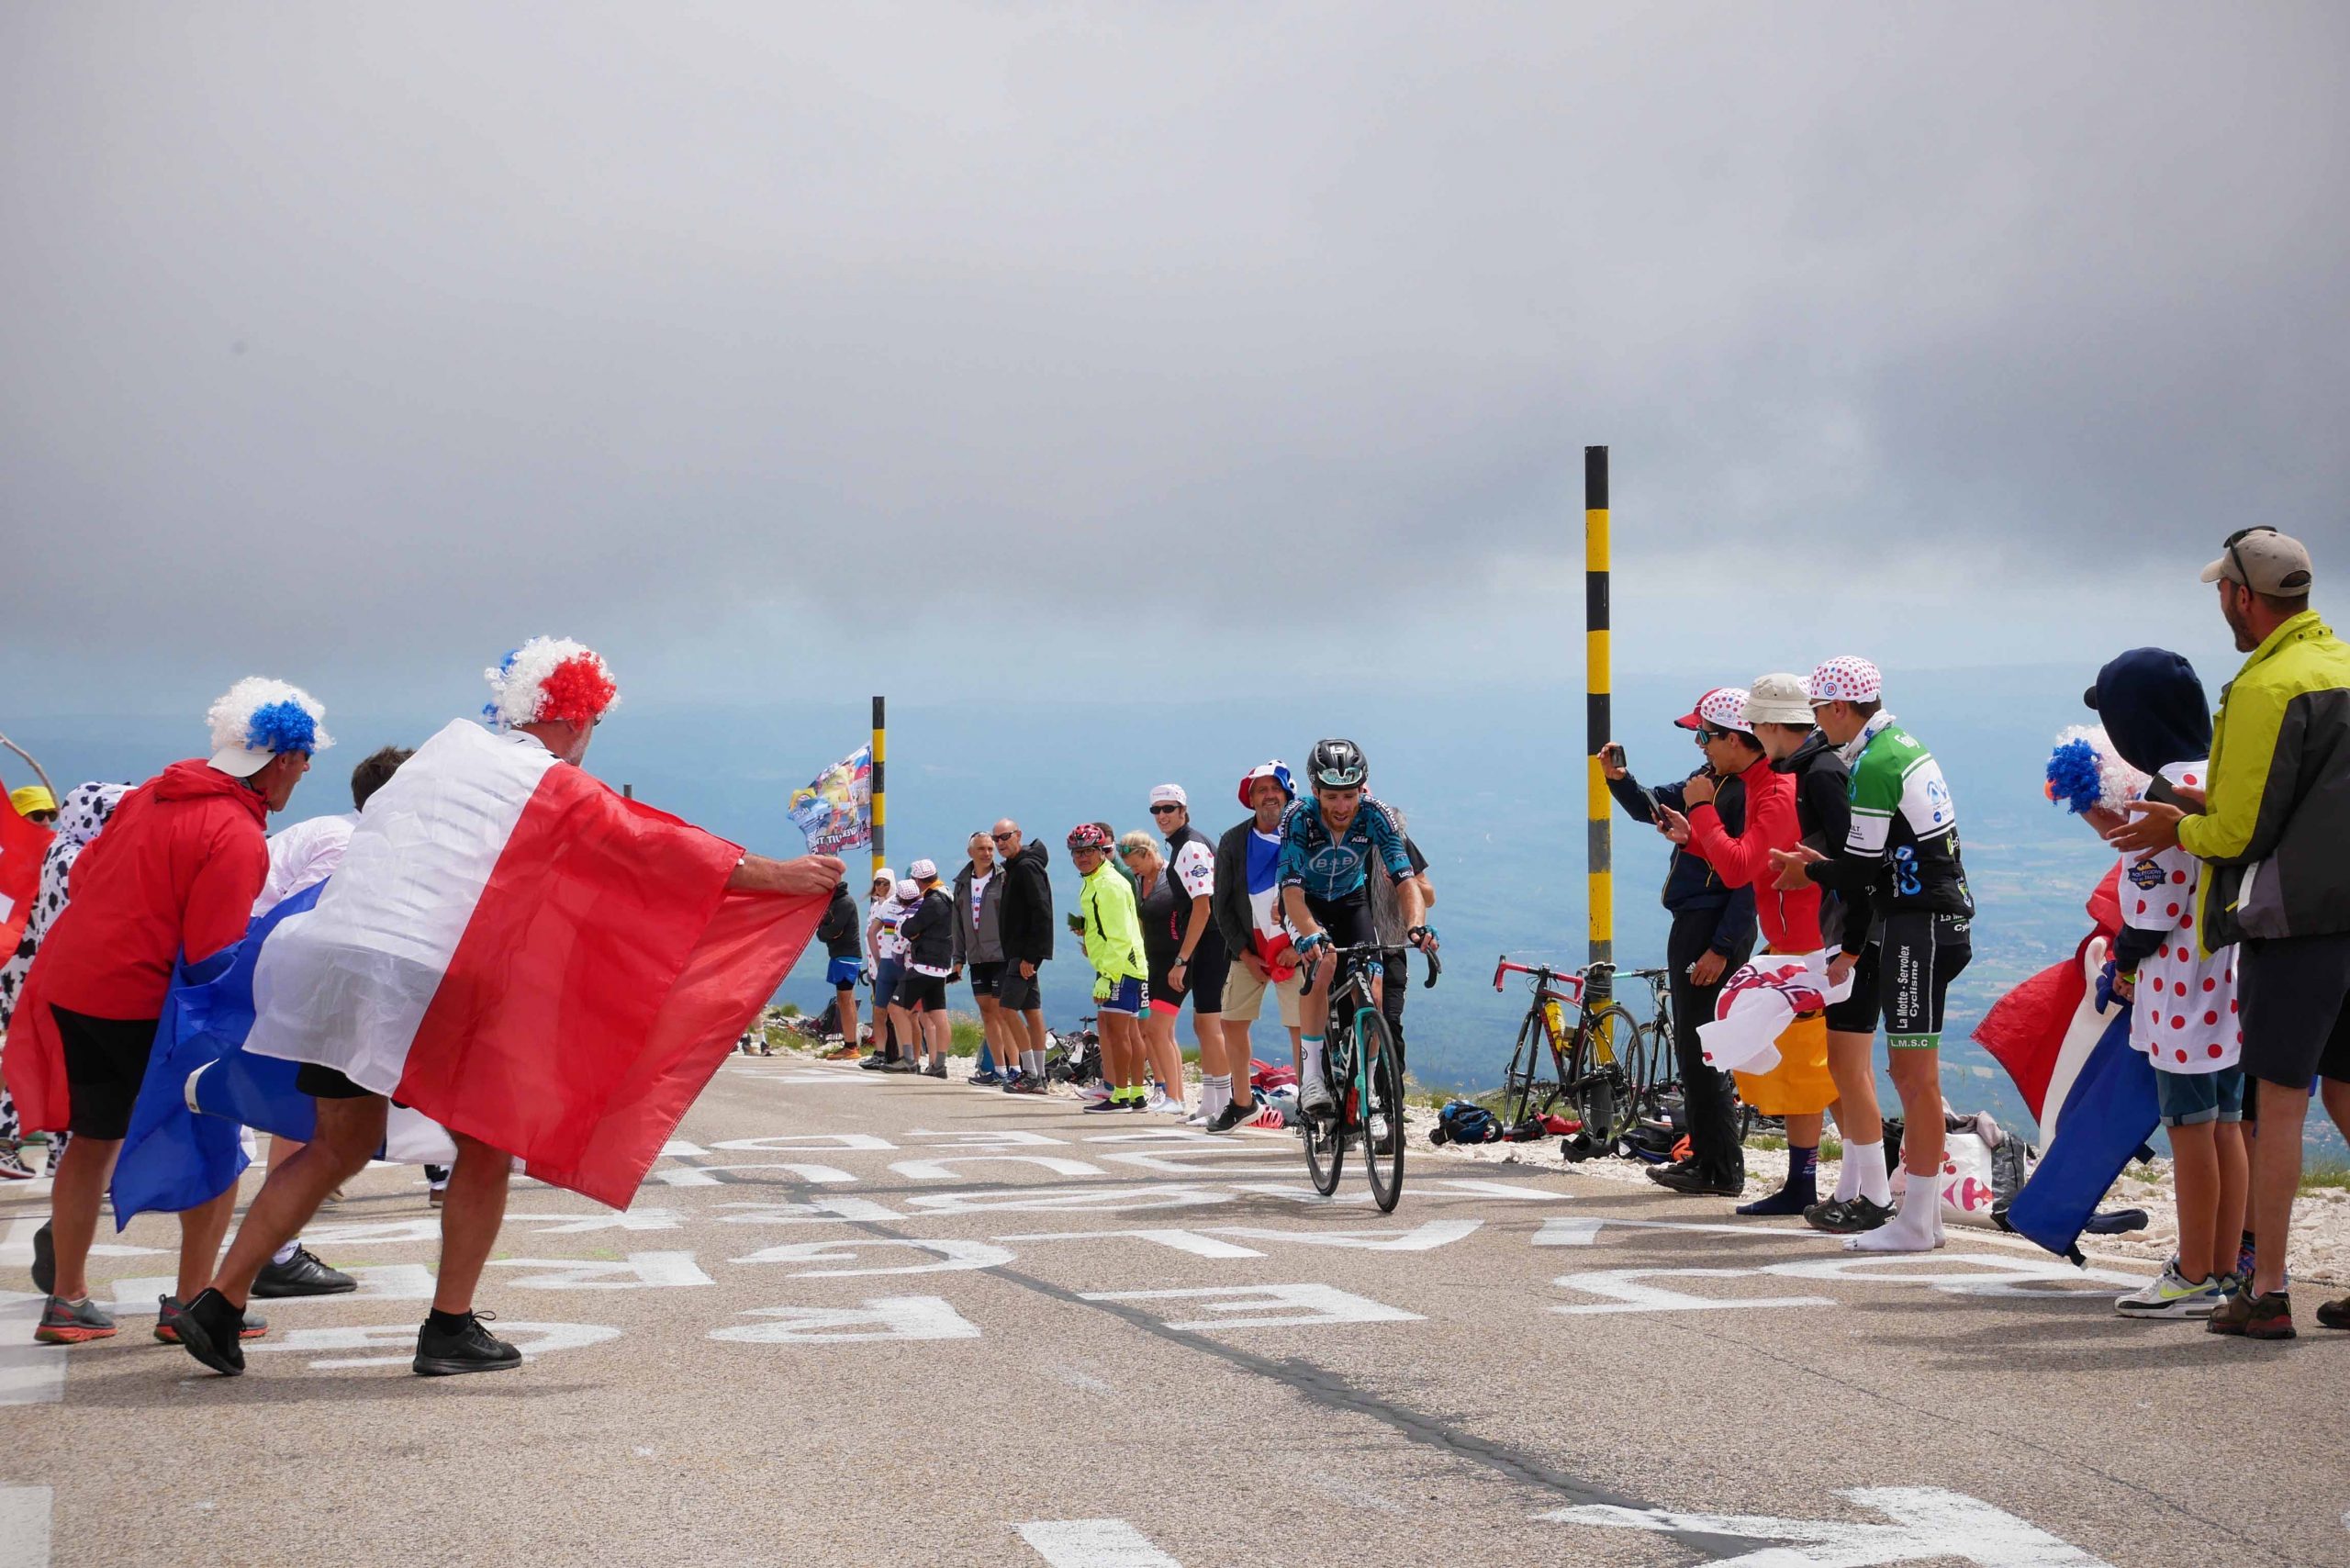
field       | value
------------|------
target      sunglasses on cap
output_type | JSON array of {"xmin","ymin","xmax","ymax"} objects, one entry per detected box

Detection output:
[{"xmin": 2222, "ymin": 525, "xmax": 2279, "ymax": 588}]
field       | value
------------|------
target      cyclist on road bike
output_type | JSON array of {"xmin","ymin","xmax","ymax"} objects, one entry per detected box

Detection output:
[{"xmin": 1278, "ymin": 738, "xmax": 1437, "ymax": 1114}]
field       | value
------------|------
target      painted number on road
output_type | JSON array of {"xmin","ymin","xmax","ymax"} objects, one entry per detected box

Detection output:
[
  {"xmin": 709, "ymin": 1295, "xmax": 982, "ymax": 1344},
  {"xmin": 1079, "ymin": 1282, "xmax": 1422, "ymax": 1332}
]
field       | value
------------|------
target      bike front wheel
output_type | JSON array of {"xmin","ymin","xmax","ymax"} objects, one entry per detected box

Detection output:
[
  {"xmin": 1572, "ymin": 1003, "xmax": 1644, "ymax": 1147},
  {"xmin": 1360, "ymin": 1009, "xmax": 1406, "ymax": 1213}
]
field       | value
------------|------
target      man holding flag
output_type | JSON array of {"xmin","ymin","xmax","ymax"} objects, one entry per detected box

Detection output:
[{"xmin": 173, "ymin": 638, "xmax": 841, "ymax": 1378}]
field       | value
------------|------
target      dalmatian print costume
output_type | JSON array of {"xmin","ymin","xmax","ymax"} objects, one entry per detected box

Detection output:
[{"xmin": 0, "ymin": 782, "xmax": 129, "ymax": 1153}]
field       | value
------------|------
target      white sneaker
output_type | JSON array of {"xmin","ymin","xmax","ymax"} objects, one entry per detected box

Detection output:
[
  {"xmin": 1184, "ymin": 1106, "xmax": 1210, "ymax": 1126},
  {"xmin": 1299, "ymin": 1072, "xmax": 1336, "ymax": 1115},
  {"xmin": 2115, "ymin": 1258, "xmax": 2225, "ymax": 1318},
  {"xmin": 1144, "ymin": 1087, "xmax": 1179, "ymax": 1115}
]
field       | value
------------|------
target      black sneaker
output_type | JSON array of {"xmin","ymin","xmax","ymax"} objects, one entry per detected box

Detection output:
[
  {"xmin": 413, "ymin": 1310, "xmax": 523, "ymax": 1377},
  {"xmin": 173, "ymin": 1288, "xmax": 249, "ymax": 1376},
  {"xmin": 1644, "ymin": 1157, "xmax": 1696, "ymax": 1187},
  {"xmin": 857, "ymin": 1053, "xmax": 891, "ymax": 1070},
  {"xmin": 1204, "ymin": 1100, "xmax": 1257, "ymax": 1135},
  {"xmin": 1805, "ymin": 1196, "xmax": 1894, "ymax": 1234},
  {"xmin": 251, "ymin": 1245, "xmax": 359, "ymax": 1298},
  {"xmin": 1649, "ymin": 1163, "xmax": 1743, "ymax": 1198},
  {"xmin": 29, "ymin": 1220, "xmax": 53, "ymax": 1297}
]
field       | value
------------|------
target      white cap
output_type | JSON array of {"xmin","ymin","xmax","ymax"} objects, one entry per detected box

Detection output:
[
  {"xmin": 1148, "ymin": 783, "xmax": 1188, "ymax": 808},
  {"xmin": 871, "ymin": 866, "xmax": 896, "ymax": 887},
  {"xmin": 894, "ymin": 878, "xmax": 920, "ymax": 902},
  {"xmin": 206, "ymin": 678, "xmax": 332, "ymax": 778},
  {"xmin": 908, "ymin": 857, "xmax": 938, "ymax": 880},
  {"xmin": 1743, "ymin": 673, "xmax": 1814, "ymax": 727}
]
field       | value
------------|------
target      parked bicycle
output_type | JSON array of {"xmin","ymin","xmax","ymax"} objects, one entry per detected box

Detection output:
[
  {"xmin": 1046, "ymin": 1016, "xmax": 1102, "ymax": 1087},
  {"xmin": 1299, "ymin": 941, "xmax": 1441, "ymax": 1213},
  {"xmin": 1492, "ymin": 957, "xmax": 1672, "ymax": 1150}
]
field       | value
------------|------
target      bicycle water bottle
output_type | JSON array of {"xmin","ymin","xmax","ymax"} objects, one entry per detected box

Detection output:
[{"xmin": 1541, "ymin": 996, "xmax": 1568, "ymax": 1047}]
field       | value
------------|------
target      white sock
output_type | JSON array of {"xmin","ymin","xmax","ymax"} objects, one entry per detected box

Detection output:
[
  {"xmin": 1832, "ymin": 1148, "xmax": 1860, "ymax": 1204},
  {"xmin": 271, "ymin": 1241, "xmax": 300, "ymax": 1267},
  {"xmin": 1845, "ymin": 1139, "xmax": 1891, "ymax": 1206},
  {"xmin": 1203, "ymin": 1074, "xmax": 1231, "ymax": 1121},
  {"xmin": 1847, "ymin": 1168, "xmax": 1942, "ymax": 1253},
  {"xmin": 1301, "ymin": 1038, "xmax": 1327, "ymax": 1087}
]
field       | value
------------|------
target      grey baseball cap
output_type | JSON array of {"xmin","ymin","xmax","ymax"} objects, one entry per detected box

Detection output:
[{"xmin": 2200, "ymin": 528, "xmax": 2313, "ymax": 596}]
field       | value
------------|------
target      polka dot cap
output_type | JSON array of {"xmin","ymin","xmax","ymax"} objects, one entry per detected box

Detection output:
[{"xmin": 1807, "ymin": 655, "xmax": 1882, "ymax": 706}]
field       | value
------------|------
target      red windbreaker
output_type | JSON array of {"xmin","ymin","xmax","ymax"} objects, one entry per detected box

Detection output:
[
  {"xmin": 1684, "ymin": 763, "xmax": 1825, "ymax": 954},
  {"xmin": 6, "ymin": 760, "xmax": 268, "ymax": 1131}
]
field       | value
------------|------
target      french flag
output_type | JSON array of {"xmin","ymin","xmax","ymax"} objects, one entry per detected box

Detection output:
[{"xmin": 229, "ymin": 719, "xmax": 822, "ymax": 1207}]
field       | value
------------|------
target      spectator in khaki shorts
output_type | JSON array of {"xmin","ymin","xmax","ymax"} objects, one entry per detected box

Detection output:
[
  {"xmin": 1207, "ymin": 762, "xmax": 1304, "ymax": 1132},
  {"xmin": 2113, "ymin": 527, "xmax": 2350, "ymax": 1340}
]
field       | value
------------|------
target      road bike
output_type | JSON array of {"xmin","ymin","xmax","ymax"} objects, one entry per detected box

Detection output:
[
  {"xmin": 1299, "ymin": 941, "xmax": 1441, "ymax": 1213},
  {"xmin": 1492, "ymin": 958, "xmax": 1672, "ymax": 1149},
  {"xmin": 1046, "ymin": 1016, "xmax": 1102, "ymax": 1086}
]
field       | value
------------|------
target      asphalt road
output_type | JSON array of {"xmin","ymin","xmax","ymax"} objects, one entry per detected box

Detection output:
[{"xmin": 4, "ymin": 1054, "xmax": 2344, "ymax": 1568}]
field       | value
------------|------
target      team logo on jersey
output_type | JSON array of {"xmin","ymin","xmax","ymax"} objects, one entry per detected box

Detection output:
[{"xmin": 2127, "ymin": 856, "xmax": 2165, "ymax": 890}]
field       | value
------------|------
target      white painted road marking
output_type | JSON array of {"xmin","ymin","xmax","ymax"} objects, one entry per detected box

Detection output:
[
  {"xmin": 0, "ymin": 1303, "xmax": 64, "ymax": 1406},
  {"xmin": 1544, "ymin": 1484, "xmax": 2116, "ymax": 1566},
  {"xmin": 491, "ymin": 1251, "xmax": 714, "ymax": 1290},
  {"xmin": 1017, "ymin": 1518, "xmax": 1183, "ymax": 1567},
  {"xmin": 710, "ymin": 1295, "xmax": 982, "ymax": 1343},
  {"xmin": 1551, "ymin": 1268, "xmax": 1834, "ymax": 1316},
  {"xmin": 730, "ymin": 1238, "xmax": 1014, "ymax": 1275},
  {"xmin": 0, "ymin": 1486, "xmax": 51, "ymax": 1563},
  {"xmin": 1080, "ymin": 1282, "xmax": 1422, "ymax": 1331},
  {"xmin": 890, "ymin": 1155, "xmax": 1107, "ymax": 1181},
  {"xmin": 243, "ymin": 1321, "xmax": 620, "ymax": 1370}
]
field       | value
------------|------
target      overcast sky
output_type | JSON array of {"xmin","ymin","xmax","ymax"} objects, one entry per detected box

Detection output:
[{"xmin": 4, "ymin": 2, "xmax": 2344, "ymax": 720}]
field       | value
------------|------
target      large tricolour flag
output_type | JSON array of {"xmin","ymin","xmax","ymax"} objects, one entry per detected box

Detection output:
[{"xmin": 243, "ymin": 719, "xmax": 824, "ymax": 1208}]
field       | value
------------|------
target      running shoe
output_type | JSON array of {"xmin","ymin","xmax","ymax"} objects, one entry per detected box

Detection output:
[
  {"xmin": 29, "ymin": 1220, "xmax": 54, "ymax": 1296},
  {"xmin": 1803, "ymin": 1196, "xmax": 1893, "ymax": 1235},
  {"xmin": 2207, "ymin": 1286, "xmax": 2293, "ymax": 1339},
  {"xmin": 1003, "ymin": 1077, "xmax": 1048, "ymax": 1096},
  {"xmin": 1082, "ymin": 1095, "xmax": 1126, "ymax": 1114},
  {"xmin": 171, "ymin": 1289, "xmax": 247, "ymax": 1374},
  {"xmin": 968, "ymin": 1070, "xmax": 1004, "ymax": 1088},
  {"xmin": 0, "ymin": 1145, "xmax": 35, "ymax": 1181},
  {"xmin": 923, "ymin": 1061, "xmax": 948, "ymax": 1079},
  {"xmin": 1075, "ymin": 1082, "xmax": 1113, "ymax": 1104},
  {"xmin": 252, "ymin": 1245, "xmax": 358, "ymax": 1298},
  {"xmin": 2114, "ymin": 1259, "xmax": 2224, "ymax": 1318},
  {"xmin": 33, "ymin": 1295, "xmax": 115, "ymax": 1345},
  {"xmin": 1644, "ymin": 1157, "xmax": 1697, "ymax": 1188},
  {"xmin": 1203, "ymin": 1100, "xmax": 1254, "ymax": 1134},
  {"xmin": 1184, "ymin": 1105, "xmax": 1211, "ymax": 1126},
  {"xmin": 413, "ymin": 1309, "xmax": 522, "ymax": 1377},
  {"xmin": 856, "ymin": 1052, "xmax": 890, "ymax": 1070},
  {"xmin": 156, "ymin": 1294, "xmax": 269, "ymax": 1343},
  {"xmin": 2314, "ymin": 1294, "xmax": 2350, "ymax": 1331},
  {"xmin": 882, "ymin": 1058, "xmax": 920, "ymax": 1073},
  {"xmin": 822, "ymin": 1042, "xmax": 863, "ymax": 1061}
]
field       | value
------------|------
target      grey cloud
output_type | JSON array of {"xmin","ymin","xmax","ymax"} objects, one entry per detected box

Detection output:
[{"xmin": 2, "ymin": 2, "xmax": 2344, "ymax": 711}]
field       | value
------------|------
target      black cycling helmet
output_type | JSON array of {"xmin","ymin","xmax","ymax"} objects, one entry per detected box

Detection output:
[{"xmin": 1306, "ymin": 737, "xmax": 1368, "ymax": 790}]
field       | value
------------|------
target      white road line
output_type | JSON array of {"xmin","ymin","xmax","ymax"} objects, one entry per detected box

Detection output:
[
  {"xmin": 0, "ymin": 1486, "xmax": 51, "ymax": 1563},
  {"xmin": 1016, "ymin": 1518, "xmax": 1183, "ymax": 1567},
  {"xmin": 0, "ymin": 1304, "xmax": 64, "ymax": 1406}
]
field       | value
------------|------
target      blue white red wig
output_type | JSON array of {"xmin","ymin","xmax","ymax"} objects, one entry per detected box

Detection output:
[
  {"xmin": 207, "ymin": 678, "xmax": 331, "ymax": 777},
  {"xmin": 483, "ymin": 637, "xmax": 621, "ymax": 731},
  {"xmin": 2045, "ymin": 724, "xmax": 2146, "ymax": 815}
]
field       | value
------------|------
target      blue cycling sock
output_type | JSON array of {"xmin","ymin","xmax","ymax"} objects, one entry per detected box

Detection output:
[{"xmin": 1738, "ymin": 1146, "xmax": 1818, "ymax": 1215}]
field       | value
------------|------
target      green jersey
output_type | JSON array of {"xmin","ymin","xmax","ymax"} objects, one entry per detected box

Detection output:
[{"xmin": 1807, "ymin": 713, "xmax": 1975, "ymax": 918}]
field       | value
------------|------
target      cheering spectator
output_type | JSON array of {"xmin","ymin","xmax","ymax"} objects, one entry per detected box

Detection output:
[
  {"xmin": 1208, "ymin": 762, "xmax": 1302, "ymax": 1132},
  {"xmin": 899, "ymin": 861, "xmax": 956, "ymax": 1078},
  {"xmin": 1070, "ymin": 823, "xmax": 1148, "ymax": 1113},
  {"xmin": 860, "ymin": 868, "xmax": 910, "ymax": 1070},
  {"xmin": 952, "ymin": 830, "xmax": 1019, "ymax": 1085},
  {"xmin": 816, "ymin": 877, "xmax": 864, "ymax": 1060}
]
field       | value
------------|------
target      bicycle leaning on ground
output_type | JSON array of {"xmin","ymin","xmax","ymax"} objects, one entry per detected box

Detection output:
[
  {"xmin": 1299, "ymin": 941, "xmax": 1442, "ymax": 1213},
  {"xmin": 1492, "ymin": 958, "xmax": 1671, "ymax": 1150}
]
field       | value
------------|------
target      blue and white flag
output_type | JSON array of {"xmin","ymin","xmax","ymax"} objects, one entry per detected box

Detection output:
[{"xmin": 111, "ymin": 881, "xmax": 456, "ymax": 1228}]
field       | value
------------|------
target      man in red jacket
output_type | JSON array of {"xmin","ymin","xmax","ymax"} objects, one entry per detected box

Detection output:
[{"xmin": 9, "ymin": 678, "xmax": 326, "ymax": 1345}]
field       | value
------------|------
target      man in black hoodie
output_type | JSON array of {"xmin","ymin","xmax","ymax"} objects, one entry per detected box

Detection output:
[
  {"xmin": 815, "ymin": 879, "xmax": 864, "ymax": 1059},
  {"xmin": 990, "ymin": 819, "xmax": 1056, "ymax": 1092},
  {"xmin": 1741, "ymin": 672, "xmax": 1890, "ymax": 1233}
]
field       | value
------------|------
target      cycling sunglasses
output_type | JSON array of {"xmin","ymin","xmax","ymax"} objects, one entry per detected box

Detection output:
[
  {"xmin": 1147, "ymin": 802, "xmax": 1184, "ymax": 815},
  {"xmin": 1313, "ymin": 770, "xmax": 1365, "ymax": 789}
]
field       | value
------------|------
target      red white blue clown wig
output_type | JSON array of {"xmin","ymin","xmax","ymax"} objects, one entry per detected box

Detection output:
[
  {"xmin": 2044, "ymin": 724, "xmax": 2147, "ymax": 815},
  {"xmin": 483, "ymin": 637, "xmax": 621, "ymax": 731},
  {"xmin": 207, "ymin": 678, "xmax": 332, "ymax": 779}
]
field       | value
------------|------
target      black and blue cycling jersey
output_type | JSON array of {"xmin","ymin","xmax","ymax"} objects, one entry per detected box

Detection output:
[{"xmin": 1276, "ymin": 793, "xmax": 1416, "ymax": 902}]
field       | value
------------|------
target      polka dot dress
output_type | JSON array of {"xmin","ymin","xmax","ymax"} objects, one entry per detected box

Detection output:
[{"xmin": 2120, "ymin": 762, "xmax": 2238, "ymax": 1074}]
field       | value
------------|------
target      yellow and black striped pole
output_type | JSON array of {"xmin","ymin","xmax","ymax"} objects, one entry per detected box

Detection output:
[
  {"xmin": 1584, "ymin": 446, "xmax": 1612, "ymax": 989},
  {"xmin": 870, "ymin": 695, "xmax": 887, "ymax": 881}
]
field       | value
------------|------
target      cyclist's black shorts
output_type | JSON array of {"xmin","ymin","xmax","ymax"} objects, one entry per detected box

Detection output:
[
  {"xmin": 1824, "ymin": 943, "xmax": 1880, "ymax": 1034},
  {"xmin": 1882, "ymin": 912, "xmax": 1971, "ymax": 1047},
  {"xmin": 1303, "ymin": 892, "xmax": 1377, "ymax": 970}
]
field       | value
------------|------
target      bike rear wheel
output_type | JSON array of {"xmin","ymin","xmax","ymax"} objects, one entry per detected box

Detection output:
[
  {"xmin": 1360, "ymin": 1009, "xmax": 1406, "ymax": 1213},
  {"xmin": 1571, "ymin": 1003, "xmax": 1643, "ymax": 1147}
]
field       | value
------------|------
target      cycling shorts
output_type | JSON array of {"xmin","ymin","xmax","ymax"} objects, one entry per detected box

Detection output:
[
  {"xmin": 895, "ymin": 971, "xmax": 948, "ymax": 1013},
  {"xmin": 1098, "ymin": 976, "xmax": 1147, "ymax": 1017},
  {"xmin": 826, "ymin": 956, "xmax": 862, "ymax": 990},
  {"xmin": 1880, "ymin": 911, "xmax": 1971, "ymax": 1048},
  {"xmin": 1824, "ymin": 944, "xmax": 1880, "ymax": 1034},
  {"xmin": 1302, "ymin": 891, "xmax": 1376, "ymax": 960},
  {"xmin": 966, "ymin": 960, "xmax": 1004, "ymax": 999}
]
